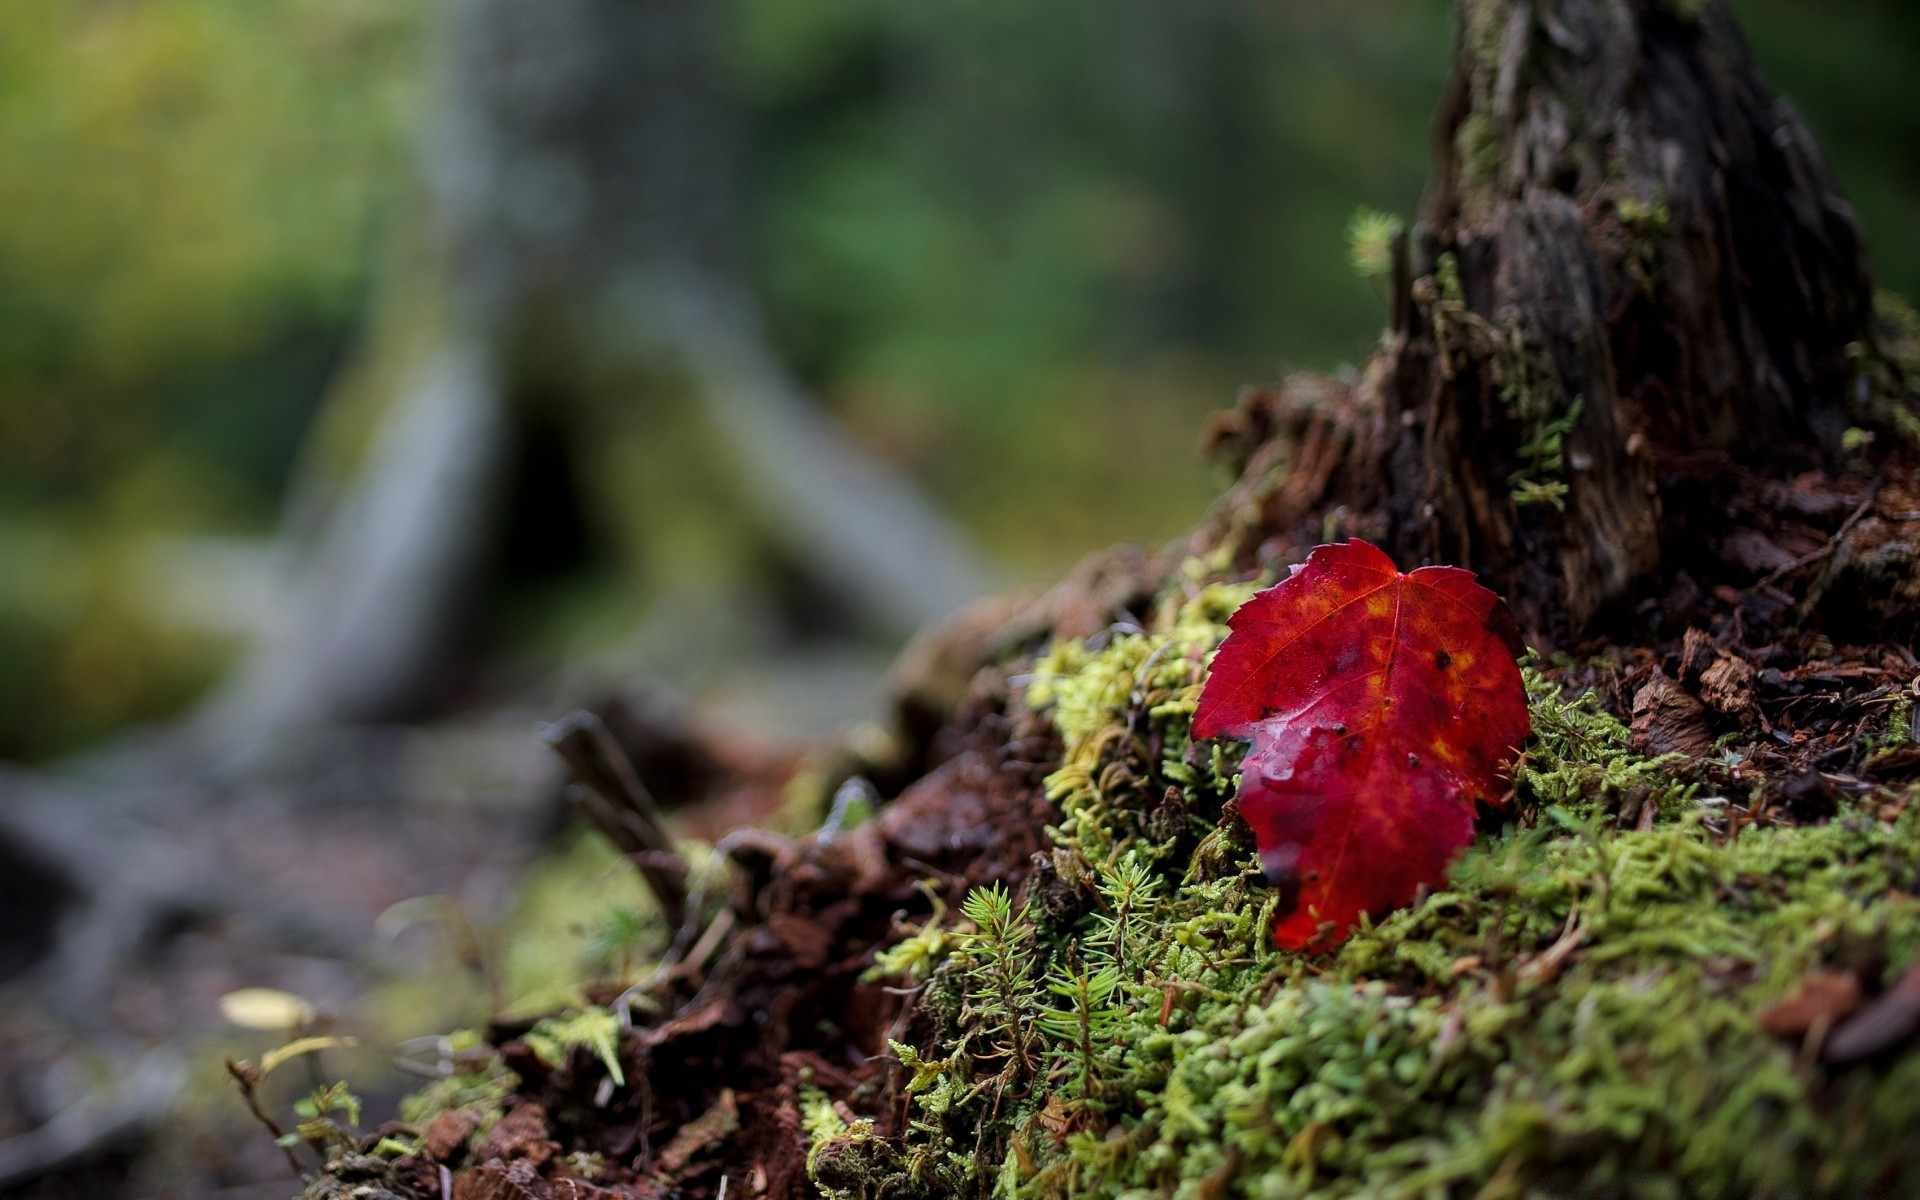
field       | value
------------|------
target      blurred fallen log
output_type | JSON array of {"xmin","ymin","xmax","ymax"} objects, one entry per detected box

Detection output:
[{"xmin": 0, "ymin": 1049, "xmax": 184, "ymax": 1192}]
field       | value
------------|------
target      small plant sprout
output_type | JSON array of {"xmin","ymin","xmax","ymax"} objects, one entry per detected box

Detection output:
[
  {"xmin": 955, "ymin": 884, "xmax": 1042, "ymax": 1083},
  {"xmin": 1347, "ymin": 207, "xmax": 1404, "ymax": 280}
]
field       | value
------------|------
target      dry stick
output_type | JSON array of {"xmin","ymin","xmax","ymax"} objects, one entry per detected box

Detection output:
[
  {"xmin": 1755, "ymin": 488, "xmax": 1880, "ymax": 593},
  {"xmin": 224, "ymin": 1059, "xmax": 308, "ymax": 1179},
  {"xmin": 542, "ymin": 711, "xmax": 689, "ymax": 927}
]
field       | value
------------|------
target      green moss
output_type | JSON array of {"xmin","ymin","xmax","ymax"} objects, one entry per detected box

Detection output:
[
  {"xmin": 864, "ymin": 894, "xmax": 953, "ymax": 984},
  {"xmin": 494, "ymin": 829, "xmax": 666, "ymax": 1017},
  {"xmin": 1884, "ymin": 699, "xmax": 1912, "ymax": 746},
  {"xmin": 1614, "ymin": 191, "xmax": 1672, "ymax": 295},
  {"xmin": 805, "ymin": 1083, "xmax": 898, "ymax": 1197},
  {"xmin": 395, "ymin": 1030, "xmax": 518, "ymax": 1127},
  {"xmin": 1454, "ymin": 113, "xmax": 1500, "ymax": 192},
  {"xmin": 1856, "ymin": 290, "xmax": 1920, "ymax": 444},
  {"xmin": 865, "ymin": 591, "xmax": 1920, "ymax": 1197},
  {"xmin": 1516, "ymin": 663, "xmax": 1694, "ymax": 820},
  {"xmin": 1497, "ymin": 323, "xmax": 1582, "ymax": 512},
  {"xmin": 1614, "ymin": 196, "xmax": 1669, "ymax": 233},
  {"xmin": 525, "ymin": 1006, "xmax": 626, "ymax": 1086},
  {"xmin": 1026, "ymin": 577, "xmax": 1255, "ymax": 866},
  {"xmin": 1434, "ymin": 253, "xmax": 1466, "ymax": 307}
]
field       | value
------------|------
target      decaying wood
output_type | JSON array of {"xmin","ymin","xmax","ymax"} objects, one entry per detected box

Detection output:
[{"xmin": 1195, "ymin": 0, "xmax": 1897, "ymax": 645}]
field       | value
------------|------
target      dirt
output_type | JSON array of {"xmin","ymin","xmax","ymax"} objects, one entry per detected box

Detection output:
[{"xmin": 314, "ymin": 682, "xmax": 1062, "ymax": 1200}]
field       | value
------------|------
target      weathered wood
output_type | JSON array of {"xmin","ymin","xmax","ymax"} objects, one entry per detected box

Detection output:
[{"xmin": 1203, "ymin": 0, "xmax": 1887, "ymax": 644}]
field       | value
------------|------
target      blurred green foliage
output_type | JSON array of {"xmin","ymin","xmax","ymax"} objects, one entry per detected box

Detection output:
[
  {"xmin": 0, "ymin": 0, "xmax": 420, "ymax": 757},
  {"xmin": 735, "ymin": 0, "xmax": 1451, "ymax": 568},
  {"xmin": 0, "ymin": 0, "xmax": 418, "ymax": 507},
  {"xmin": 0, "ymin": 0, "xmax": 1916, "ymax": 759}
]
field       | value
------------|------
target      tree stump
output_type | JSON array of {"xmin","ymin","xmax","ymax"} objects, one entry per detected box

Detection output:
[{"xmin": 1197, "ymin": 0, "xmax": 1907, "ymax": 645}]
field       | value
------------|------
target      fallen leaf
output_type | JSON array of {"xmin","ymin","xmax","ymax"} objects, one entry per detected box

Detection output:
[
  {"xmin": 656, "ymin": 1088, "xmax": 740, "ymax": 1176},
  {"xmin": 218, "ymin": 987, "xmax": 314, "ymax": 1032},
  {"xmin": 1825, "ymin": 960, "xmax": 1920, "ymax": 1065},
  {"xmin": 1194, "ymin": 539, "xmax": 1529, "ymax": 951},
  {"xmin": 1756, "ymin": 969, "xmax": 1862, "ymax": 1039},
  {"xmin": 1630, "ymin": 676, "xmax": 1714, "ymax": 758}
]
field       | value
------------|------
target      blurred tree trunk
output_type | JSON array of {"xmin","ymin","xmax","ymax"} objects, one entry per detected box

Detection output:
[
  {"xmin": 200, "ymin": 0, "xmax": 992, "ymax": 744},
  {"xmin": 0, "ymin": 0, "xmax": 1004, "ymax": 1088}
]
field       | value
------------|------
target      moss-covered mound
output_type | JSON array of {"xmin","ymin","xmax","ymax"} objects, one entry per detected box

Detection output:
[
  {"xmin": 279, "ymin": 555, "xmax": 1920, "ymax": 1200},
  {"xmin": 817, "ymin": 573, "xmax": 1920, "ymax": 1199}
]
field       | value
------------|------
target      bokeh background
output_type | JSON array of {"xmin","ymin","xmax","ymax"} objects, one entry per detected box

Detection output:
[
  {"xmin": 3, "ymin": 0, "xmax": 1918, "ymax": 759},
  {"xmin": 0, "ymin": 0, "xmax": 1916, "ymax": 1195}
]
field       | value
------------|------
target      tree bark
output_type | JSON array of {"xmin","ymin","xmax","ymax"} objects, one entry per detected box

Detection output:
[{"xmin": 1200, "ymin": 0, "xmax": 1895, "ymax": 644}]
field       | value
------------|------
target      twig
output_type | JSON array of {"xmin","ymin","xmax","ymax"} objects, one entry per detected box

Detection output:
[
  {"xmin": 676, "ymin": 909, "xmax": 737, "ymax": 980},
  {"xmin": 1755, "ymin": 488, "xmax": 1879, "ymax": 592},
  {"xmin": 224, "ymin": 1058, "xmax": 308, "ymax": 1179},
  {"xmin": 541, "ymin": 711, "xmax": 689, "ymax": 926}
]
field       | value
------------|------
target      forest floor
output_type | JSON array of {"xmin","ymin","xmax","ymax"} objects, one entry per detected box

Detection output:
[
  {"xmin": 269, "ymin": 421, "xmax": 1920, "ymax": 1200},
  {"xmin": 0, "ymin": 645, "xmax": 889, "ymax": 1200}
]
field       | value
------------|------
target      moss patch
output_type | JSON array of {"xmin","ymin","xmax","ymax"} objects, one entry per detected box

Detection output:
[{"xmin": 838, "ymin": 571, "xmax": 1920, "ymax": 1198}]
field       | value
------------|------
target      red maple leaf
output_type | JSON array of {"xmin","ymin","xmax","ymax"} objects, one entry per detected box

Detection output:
[{"xmin": 1193, "ymin": 540, "xmax": 1529, "ymax": 952}]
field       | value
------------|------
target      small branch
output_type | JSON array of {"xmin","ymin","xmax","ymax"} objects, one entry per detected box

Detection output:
[
  {"xmin": 541, "ymin": 711, "xmax": 689, "ymax": 926},
  {"xmin": 224, "ymin": 1059, "xmax": 308, "ymax": 1179},
  {"xmin": 1756, "ymin": 488, "xmax": 1879, "ymax": 593}
]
